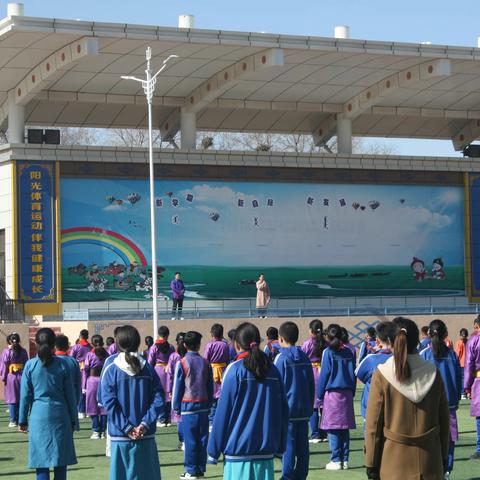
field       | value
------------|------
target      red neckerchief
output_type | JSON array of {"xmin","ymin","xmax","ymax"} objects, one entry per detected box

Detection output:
[
  {"xmin": 56, "ymin": 351, "xmax": 68, "ymax": 356},
  {"xmin": 155, "ymin": 339, "xmax": 167, "ymax": 345},
  {"xmin": 79, "ymin": 339, "xmax": 89, "ymax": 347},
  {"xmin": 237, "ymin": 351, "xmax": 249, "ymax": 360}
]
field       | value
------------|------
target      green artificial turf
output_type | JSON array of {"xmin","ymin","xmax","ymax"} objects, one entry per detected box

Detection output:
[{"xmin": 0, "ymin": 399, "xmax": 478, "ymax": 479}]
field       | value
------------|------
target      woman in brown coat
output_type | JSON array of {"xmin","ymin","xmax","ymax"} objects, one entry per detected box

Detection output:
[
  {"xmin": 255, "ymin": 274, "xmax": 270, "ymax": 318},
  {"xmin": 365, "ymin": 317, "xmax": 450, "ymax": 480}
]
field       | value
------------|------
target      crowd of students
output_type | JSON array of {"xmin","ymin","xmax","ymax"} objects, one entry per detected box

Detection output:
[{"xmin": 0, "ymin": 316, "xmax": 479, "ymax": 480}]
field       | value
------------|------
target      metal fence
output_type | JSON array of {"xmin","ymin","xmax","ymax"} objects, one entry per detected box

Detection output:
[
  {"xmin": 0, "ymin": 283, "xmax": 25, "ymax": 323},
  {"xmin": 58, "ymin": 295, "xmax": 480, "ymax": 321}
]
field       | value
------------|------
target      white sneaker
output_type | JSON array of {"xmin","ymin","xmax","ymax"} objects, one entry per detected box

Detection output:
[
  {"xmin": 90, "ymin": 431, "xmax": 101, "ymax": 440},
  {"xmin": 78, "ymin": 413, "xmax": 85, "ymax": 419},
  {"xmin": 209, "ymin": 425, "xmax": 213, "ymax": 433},
  {"xmin": 180, "ymin": 473, "xmax": 198, "ymax": 479},
  {"xmin": 157, "ymin": 422, "xmax": 167, "ymax": 428},
  {"xmin": 180, "ymin": 317, "xmax": 184, "ymax": 320},
  {"xmin": 171, "ymin": 317, "xmax": 176, "ymax": 320},
  {"xmin": 444, "ymin": 473, "xmax": 450, "ymax": 480},
  {"xmin": 8, "ymin": 421, "xmax": 17, "ymax": 428},
  {"xmin": 325, "ymin": 461, "xmax": 343, "ymax": 471},
  {"xmin": 343, "ymin": 462, "xmax": 349, "ymax": 470},
  {"xmin": 309, "ymin": 438, "xmax": 322, "ymax": 444},
  {"xmin": 181, "ymin": 442, "xmax": 185, "ymax": 451}
]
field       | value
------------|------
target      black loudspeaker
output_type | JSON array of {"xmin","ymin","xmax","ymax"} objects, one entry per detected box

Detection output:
[
  {"xmin": 27, "ymin": 129, "xmax": 43, "ymax": 144},
  {"xmin": 44, "ymin": 129, "xmax": 60, "ymax": 145},
  {"xmin": 463, "ymin": 144, "xmax": 480, "ymax": 158}
]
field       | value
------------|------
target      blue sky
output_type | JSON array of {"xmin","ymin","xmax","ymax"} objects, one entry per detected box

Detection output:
[
  {"xmin": 60, "ymin": 178, "xmax": 464, "ymax": 267},
  {"xmin": 6, "ymin": 0, "xmax": 480, "ymax": 157}
]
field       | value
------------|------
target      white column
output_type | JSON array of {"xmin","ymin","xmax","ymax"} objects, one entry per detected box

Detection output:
[
  {"xmin": 334, "ymin": 25, "xmax": 350, "ymax": 39},
  {"xmin": 337, "ymin": 116, "xmax": 352, "ymax": 155},
  {"xmin": 180, "ymin": 108, "xmax": 196, "ymax": 149},
  {"xmin": 7, "ymin": 91, "xmax": 25, "ymax": 144},
  {"xmin": 178, "ymin": 14, "xmax": 195, "ymax": 28},
  {"xmin": 7, "ymin": 3, "xmax": 24, "ymax": 16}
]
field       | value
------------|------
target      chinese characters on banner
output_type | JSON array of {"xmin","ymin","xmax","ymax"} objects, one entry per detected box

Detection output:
[{"xmin": 16, "ymin": 162, "xmax": 57, "ymax": 302}]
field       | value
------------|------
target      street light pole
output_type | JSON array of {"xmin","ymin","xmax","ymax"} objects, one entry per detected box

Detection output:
[{"xmin": 121, "ymin": 47, "xmax": 178, "ymax": 337}]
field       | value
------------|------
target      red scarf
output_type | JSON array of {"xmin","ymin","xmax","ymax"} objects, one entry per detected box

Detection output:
[
  {"xmin": 237, "ymin": 351, "xmax": 249, "ymax": 360},
  {"xmin": 56, "ymin": 351, "xmax": 67, "ymax": 356},
  {"xmin": 155, "ymin": 339, "xmax": 167, "ymax": 345},
  {"xmin": 79, "ymin": 339, "xmax": 89, "ymax": 347}
]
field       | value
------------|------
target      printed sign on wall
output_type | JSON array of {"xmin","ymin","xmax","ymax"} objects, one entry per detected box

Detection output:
[{"xmin": 16, "ymin": 161, "xmax": 57, "ymax": 302}]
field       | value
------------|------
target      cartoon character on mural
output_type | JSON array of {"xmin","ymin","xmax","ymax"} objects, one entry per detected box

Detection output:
[
  {"xmin": 135, "ymin": 272, "xmax": 152, "ymax": 292},
  {"xmin": 431, "ymin": 257, "xmax": 446, "ymax": 280},
  {"xmin": 86, "ymin": 264, "xmax": 108, "ymax": 292},
  {"xmin": 411, "ymin": 257, "xmax": 427, "ymax": 282}
]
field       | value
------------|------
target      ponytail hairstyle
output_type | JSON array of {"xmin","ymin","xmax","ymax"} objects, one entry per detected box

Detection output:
[
  {"xmin": 309, "ymin": 319, "xmax": 325, "ymax": 358},
  {"xmin": 175, "ymin": 332, "xmax": 187, "ymax": 358},
  {"xmin": 9, "ymin": 332, "xmax": 22, "ymax": 359},
  {"xmin": 429, "ymin": 319, "xmax": 448, "ymax": 359},
  {"xmin": 325, "ymin": 324, "xmax": 343, "ymax": 352},
  {"xmin": 235, "ymin": 322, "xmax": 270, "ymax": 381},
  {"xmin": 144, "ymin": 336, "xmax": 154, "ymax": 350},
  {"xmin": 91, "ymin": 334, "xmax": 108, "ymax": 361},
  {"xmin": 340, "ymin": 327, "xmax": 349, "ymax": 345},
  {"xmin": 116, "ymin": 325, "xmax": 142, "ymax": 376},
  {"xmin": 35, "ymin": 328, "xmax": 56, "ymax": 367},
  {"xmin": 156, "ymin": 325, "xmax": 171, "ymax": 354},
  {"xmin": 392, "ymin": 317, "xmax": 419, "ymax": 382}
]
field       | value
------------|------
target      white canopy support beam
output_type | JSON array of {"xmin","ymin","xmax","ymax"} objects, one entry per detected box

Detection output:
[
  {"xmin": 184, "ymin": 48, "xmax": 284, "ymax": 114},
  {"xmin": 0, "ymin": 37, "xmax": 98, "ymax": 130},
  {"xmin": 159, "ymin": 108, "xmax": 181, "ymax": 142},
  {"xmin": 312, "ymin": 115, "xmax": 338, "ymax": 147},
  {"xmin": 452, "ymin": 119, "xmax": 480, "ymax": 151}
]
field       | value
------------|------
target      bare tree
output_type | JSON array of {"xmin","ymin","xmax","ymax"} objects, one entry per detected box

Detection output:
[
  {"xmin": 59, "ymin": 127, "xmax": 99, "ymax": 146},
  {"xmin": 109, "ymin": 128, "xmax": 162, "ymax": 148}
]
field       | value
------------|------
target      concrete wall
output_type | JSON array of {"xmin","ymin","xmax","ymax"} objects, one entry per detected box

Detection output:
[{"xmin": 0, "ymin": 162, "xmax": 15, "ymax": 298}]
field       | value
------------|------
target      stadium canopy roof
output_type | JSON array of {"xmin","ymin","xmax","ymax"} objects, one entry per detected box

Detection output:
[{"xmin": 1, "ymin": 13, "xmax": 480, "ymax": 150}]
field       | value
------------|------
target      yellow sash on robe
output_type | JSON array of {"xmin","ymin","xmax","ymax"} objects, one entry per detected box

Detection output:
[
  {"xmin": 8, "ymin": 363, "xmax": 24, "ymax": 374},
  {"xmin": 211, "ymin": 362, "xmax": 227, "ymax": 383},
  {"xmin": 156, "ymin": 361, "xmax": 168, "ymax": 373},
  {"xmin": 311, "ymin": 361, "xmax": 321, "ymax": 373}
]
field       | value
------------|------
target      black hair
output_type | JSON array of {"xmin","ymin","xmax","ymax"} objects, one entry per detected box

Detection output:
[
  {"xmin": 376, "ymin": 322, "xmax": 394, "ymax": 345},
  {"xmin": 184, "ymin": 331, "xmax": 202, "ymax": 351},
  {"xmin": 175, "ymin": 271, "xmax": 181, "ymax": 276},
  {"xmin": 145, "ymin": 336, "xmax": 154, "ymax": 349},
  {"xmin": 326, "ymin": 324, "xmax": 343, "ymax": 352},
  {"xmin": 211, "ymin": 323, "xmax": 224, "ymax": 339},
  {"xmin": 421, "ymin": 326, "xmax": 429, "ymax": 336},
  {"xmin": 91, "ymin": 334, "xmax": 108, "ymax": 361},
  {"xmin": 158, "ymin": 326, "xmax": 170, "ymax": 338},
  {"xmin": 340, "ymin": 327, "xmax": 349, "ymax": 344},
  {"xmin": 366, "ymin": 327, "xmax": 376, "ymax": 339},
  {"xmin": 474, "ymin": 316, "xmax": 480, "ymax": 327},
  {"xmin": 116, "ymin": 325, "xmax": 142, "ymax": 376},
  {"xmin": 55, "ymin": 334, "xmax": 70, "ymax": 352},
  {"xmin": 266, "ymin": 326, "xmax": 279, "ymax": 341},
  {"xmin": 106, "ymin": 337, "xmax": 115, "ymax": 347},
  {"xmin": 309, "ymin": 319, "xmax": 325, "ymax": 359},
  {"xmin": 460, "ymin": 328, "xmax": 469, "ymax": 343},
  {"xmin": 279, "ymin": 322, "xmax": 299, "ymax": 345},
  {"xmin": 235, "ymin": 322, "xmax": 270, "ymax": 381},
  {"xmin": 175, "ymin": 332, "xmax": 187, "ymax": 357},
  {"xmin": 429, "ymin": 319, "xmax": 448, "ymax": 359},
  {"xmin": 79, "ymin": 329, "xmax": 89, "ymax": 340},
  {"xmin": 113, "ymin": 327, "xmax": 120, "ymax": 337},
  {"xmin": 36, "ymin": 328, "xmax": 56, "ymax": 367},
  {"xmin": 392, "ymin": 317, "xmax": 419, "ymax": 382},
  {"xmin": 9, "ymin": 332, "xmax": 22, "ymax": 359},
  {"xmin": 156, "ymin": 326, "xmax": 171, "ymax": 354},
  {"xmin": 227, "ymin": 329, "xmax": 236, "ymax": 341}
]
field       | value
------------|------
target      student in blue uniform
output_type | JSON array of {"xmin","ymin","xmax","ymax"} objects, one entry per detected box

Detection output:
[
  {"xmin": 172, "ymin": 331, "xmax": 214, "ymax": 480},
  {"xmin": 358, "ymin": 327, "xmax": 377, "ymax": 364},
  {"xmin": 264, "ymin": 327, "xmax": 281, "ymax": 361},
  {"xmin": 418, "ymin": 326, "xmax": 431, "ymax": 351},
  {"xmin": 317, "ymin": 324, "xmax": 356, "ymax": 471},
  {"xmin": 355, "ymin": 322, "xmax": 393, "ymax": 425},
  {"xmin": 54, "ymin": 334, "xmax": 82, "ymax": 406},
  {"xmin": 19, "ymin": 328, "xmax": 78, "ymax": 480},
  {"xmin": 101, "ymin": 325, "xmax": 165, "ymax": 480},
  {"xmin": 207, "ymin": 322, "xmax": 289, "ymax": 480},
  {"xmin": 420, "ymin": 319, "xmax": 462, "ymax": 479},
  {"xmin": 274, "ymin": 321, "xmax": 314, "ymax": 480}
]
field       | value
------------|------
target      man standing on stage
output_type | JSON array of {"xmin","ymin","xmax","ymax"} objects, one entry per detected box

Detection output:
[
  {"xmin": 465, "ymin": 315, "xmax": 480, "ymax": 459},
  {"xmin": 171, "ymin": 272, "xmax": 185, "ymax": 320}
]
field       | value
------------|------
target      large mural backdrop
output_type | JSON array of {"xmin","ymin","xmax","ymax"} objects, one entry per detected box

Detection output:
[{"xmin": 60, "ymin": 178, "xmax": 465, "ymax": 301}]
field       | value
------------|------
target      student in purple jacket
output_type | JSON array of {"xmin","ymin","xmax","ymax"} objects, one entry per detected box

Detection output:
[
  {"xmin": 203, "ymin": 324, "xmax": 230, "ymax": 424},
  {"xmin": 70, "ymin": 329, "xmax": 91, "ymax": 418},
  {"xmin": 83, "ymin": 334, "xmax": 109, "ymax": 439},
  {"xmin": 171, "ymin": 272, "xmax": 186, "ymax": 320},
  {"xmin": 1, "ymin": 333, "xmax": 28, "ymax": 427}
]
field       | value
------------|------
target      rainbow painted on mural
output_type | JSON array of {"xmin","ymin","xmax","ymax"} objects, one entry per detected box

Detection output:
[{"xmin": 61, "ymin": 227, "xmax": 148, "ymax": 267}]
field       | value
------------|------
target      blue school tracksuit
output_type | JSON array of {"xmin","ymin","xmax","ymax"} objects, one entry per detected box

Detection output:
[
  {"xmin": 172, "ymin": 352, "xmax": 214, "ymax": 477},
  {"xmin": 100, "ymin": 355, "xmax": 165, "ymax": 480},
  {"xmin": 207, "ymin": 358, "xmax": 289, "ymax": 479},
  {"xmin": 418, "ymin": 337, "xmax": 431, "ymax": 352},
  {"xmin": 358, "ymin": 339, "xmax": 377, "ymax": 364},
  {"xmin": 274, "ymin": 346, "xmax": 314, "ymax": 480},
  {"xmin": 355, "ymin": 349, "xmax": 392, "ymax": 419},
  {"xmin": 420, "ymin": 346, "xmax": 462, "ymax": 474},
  {"xmin": 264, "ymin": 341, "xmax": 281, "ymax": 361}
]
